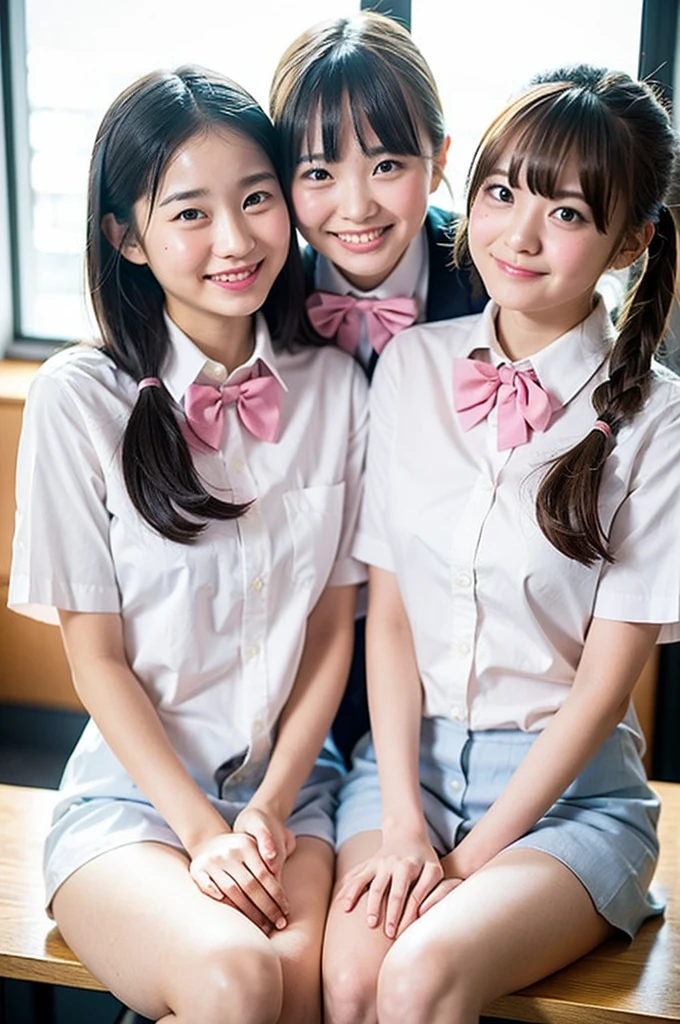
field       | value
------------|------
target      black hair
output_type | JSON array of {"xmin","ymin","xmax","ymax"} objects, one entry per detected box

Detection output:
[
  {"xmin": 88, "ymin": 65, "xmax": 318, "ymax": 542},
  {"xmin": 269, "ymin": 11, "xmax": 446, "ymax": 188}
]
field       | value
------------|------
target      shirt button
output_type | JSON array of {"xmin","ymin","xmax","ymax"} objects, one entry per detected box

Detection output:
[
  {"xmin": 449, "ymin": 779, "xmax": 462, "ymax": 793},
  {"xmin": 245, "ymin": 644, "xmax": 260, "ymax": 660},
  {"xmin": 451, "ymin": 706, "xmax": 466, "ymax": 722},
  {"xmin": 233, "ymin": 458, "xmax": 244, "ymax": 473},
  {"xmin": 252, "ymin": 577, "xmax": 264, "ymax": 592},
  {"xmin": 455, "ymin": 571, "xmax": 471, "ymax": 588},
  {"xmin": 205, "ymin": 360, "xmax": 227, "ymax": 383},
  {"xmin": 454, "ymin": 640, "xmax": 471, "ymax": 656}
]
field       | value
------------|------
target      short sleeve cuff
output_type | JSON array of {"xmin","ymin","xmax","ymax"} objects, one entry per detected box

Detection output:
[
  {"xmin": 327, "ymin": 556, "xmax": 368, "ymax": 588},
  {"xmin": 352, "ymin": 531, "xmax": 395, "ymax": 572},
  {"xmin": 594, "ymin": 587, "xmax": 680, "ymax": 644},
  {"xmin": 8, "ymin": 573, "xmax": 121, "ymax": 625}
]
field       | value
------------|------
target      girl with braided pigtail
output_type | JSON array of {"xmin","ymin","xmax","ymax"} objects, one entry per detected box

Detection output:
[{"xmin": 322, "ymin": 66, "xmax": 680, "ymax": 1024}]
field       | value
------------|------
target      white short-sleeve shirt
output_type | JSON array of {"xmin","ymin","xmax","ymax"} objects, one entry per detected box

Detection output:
[
  {"xmin": 354, "ymin": 300, "xmax": 680, "ymax": 734},
  {"xmin": 9, "ymin": 314, "xmax": 368, "ymax": 799}
]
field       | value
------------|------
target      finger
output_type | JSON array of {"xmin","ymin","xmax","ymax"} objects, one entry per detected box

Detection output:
[
  {"xmin": 365, "ymin": 872, "xmax": 390, "ymax": 929},
  {"xmin": 336, "ymin": 867, "xmax": 373, "ymax": 912},
  {"xmin": 418, "ymin": 878, "xmax": 463, "ymax": 916},
  {"xmin": 210, "ymin": 867, "xmax": 289, "ymax": 930},
  {"xmin": 220, "ymin": 892, "xmax": 273, "ymax": 935},
  {"xmin": 394, "ymin": 865, "xmax": 443, "ymax": 936},
  {"xmin": 383, "ymin": 867, "xmax": 419, "ymax": 938},
  {"xmin": 190, "ymin": 867, "xmax": 224, "ymax": 902},
  {"xmin": 283, "ymin": 827, "xmax": 297, "ymax": 859},
  {"xmin": 243, "ymin": 852, "xmax": 290, "ymax": 916},
  {"xmin": 241, "ymin": 817, "xmax": 280, "ymax": 869}
]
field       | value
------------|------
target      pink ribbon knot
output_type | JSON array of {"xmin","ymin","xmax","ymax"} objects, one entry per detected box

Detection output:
[
  {"xmin": 183, "ymin": 374, "xmax": 282, "ymax": 452},
  {"xmin": 306, "ymin": 291, "xmax": 418, "ymax": 356},
  {"xmin": 453, "ymin": 358, "xmax": 556, "ymax": 451}
]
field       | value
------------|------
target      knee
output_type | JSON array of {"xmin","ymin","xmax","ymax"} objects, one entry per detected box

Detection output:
[
  {"xmin": 378, "ymin": 935, "xmax": 464, "ymax": 1024},
  {"xmin": 323, "ymin": 952, "xmax": 377, "ymax": 1024},
  {"xmin": 183, "ymin": 941, "xmax": 283, "ymax": 1024}
]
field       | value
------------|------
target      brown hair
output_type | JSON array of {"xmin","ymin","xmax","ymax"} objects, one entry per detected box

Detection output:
[
  {"xmin": 269, "ymin": 11, "xmax": 446, "ymax": 188},
  {"xmin": 456, "ymin": 68, "xmax": 679, "ymax": 565}
]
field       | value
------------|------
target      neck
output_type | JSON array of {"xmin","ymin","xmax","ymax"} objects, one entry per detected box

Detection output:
[
  {"xmin": 166, "ymin": 308, "xmax": 255, "ymax": 371},
  {"xmin": 494, "ymin": 299, "xmax": 596, "ymax": 362}
]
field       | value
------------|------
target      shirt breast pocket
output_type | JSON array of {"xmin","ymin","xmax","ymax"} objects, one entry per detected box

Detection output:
[{"xmin": 283, "ymin": 482, "xmax": 346, "ymax": 604}]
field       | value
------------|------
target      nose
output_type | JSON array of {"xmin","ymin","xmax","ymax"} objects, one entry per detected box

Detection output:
[
  {"xmin": 338, "ymin": 175, "xmax": 379, "ymax": 224},
  {"xmin": 212, "ymin": 211, "xmax": 256, "ymax": 260},
  {"xmin": 504, "ymin": 204, "xmax": 541, "ymax": 256}
]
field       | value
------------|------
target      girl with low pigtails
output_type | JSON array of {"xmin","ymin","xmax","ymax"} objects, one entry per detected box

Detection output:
[
  {"xmin": 322, "ymin": 66, "xmax": 680, "ymax": 1024},
  {"xmin": 9, "ymin": 65, "xmax": 367, "ymax": 1024}
]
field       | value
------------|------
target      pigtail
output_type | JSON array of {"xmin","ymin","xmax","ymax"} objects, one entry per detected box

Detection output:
[
  {"xmin": 536, "ymin": 205, "xmax": 679, "ymax": 564},
  {"xmin": 87, "ymin": 69, "xmax": 264, "ymax": 544}
]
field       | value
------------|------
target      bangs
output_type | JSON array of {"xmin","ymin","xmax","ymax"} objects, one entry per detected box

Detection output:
[
  {"xmin": 468, "ymin": 86, "xmax": 632, "ymax": 233},
  {"xmin": 288, "ymin": 60, "xmax": 424, "ymax": 172}
]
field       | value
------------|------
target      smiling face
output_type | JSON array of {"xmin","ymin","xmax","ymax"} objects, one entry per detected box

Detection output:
[
  {"xmin": 468, "ymin": 149, "xmax": 631, "ymax": 358},
  {"xmin": 291, "ymin": 107, "xmax": 444, "ymax": 292},
  {"xmin": 121, "ymin": 128, "xmax": 290, "ymax": 353}
]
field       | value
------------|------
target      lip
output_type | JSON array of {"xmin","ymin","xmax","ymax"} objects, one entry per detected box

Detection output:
[
  {"xmin": 492, "ymin": 256, "xmax": 545, "ymax": 279},
  {"xmin": 331, "ymin": 225, "xmax": 392, "ymax": 253},
  {"xmin": 205, "ymin": 262, "xmax": 262, "ymax": 291}
]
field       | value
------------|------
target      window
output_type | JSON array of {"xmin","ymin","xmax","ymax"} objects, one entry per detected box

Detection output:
[{"xmin": 0, "ymin": 0, "xmax": 675, "ymax": 354}]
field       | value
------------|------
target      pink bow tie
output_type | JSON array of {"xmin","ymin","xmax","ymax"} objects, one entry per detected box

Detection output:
[
  {"xmin": 183, "ymin": 374, "xmax": 282, "ymax": 452},
  {"xmin": 453, "ymin": 358, "xmax": 556, "ymax": 451},
  {"xmin": 306, "ymin": 291, "xmax": 418, "ymax": 356}
]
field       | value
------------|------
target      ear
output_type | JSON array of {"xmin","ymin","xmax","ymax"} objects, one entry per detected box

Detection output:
[
  {"xmin": 430, "ymin": 134, "xmax": 451, "ymax": 194},
  {"xmin": 610, "ymin": 221, "xmax": 655, "ymax": 270},
  {"xmin": 101, "ymin": 212, "xmax": 148, "ymax": 266}
]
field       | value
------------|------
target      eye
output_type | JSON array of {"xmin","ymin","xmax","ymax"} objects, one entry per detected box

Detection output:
[
  {"xmin": 486, "ymin": 183, "xmax": 513, "ymax": 204},
  {"xmin": 374, "ymin": 158, "xmax": 402, "ymax": 175},
  {"xmin": 300, "ymin": 166, "xmax": 331, "ymax": 183},
  {"xmin": 243, "ymin": 190, "xmax": 271, "ymax": 209},
  {"xmin": 553, "ymin": 206, "xmax": 586, "ymax": 224},
  {"xmin": 176, "ymin": 208, "xmax": 206, "ymax": 222}
]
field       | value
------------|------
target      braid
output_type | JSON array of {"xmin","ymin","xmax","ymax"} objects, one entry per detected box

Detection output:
[{"xmin": 537, "ymin": 205, "xmax": 679, "ymax": 564}]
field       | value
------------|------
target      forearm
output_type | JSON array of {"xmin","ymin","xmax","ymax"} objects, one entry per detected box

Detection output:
[
  {"xmin": 449, "ymin": 618, "xmax": 660, "ymax": 877},
  {"xmin": 367, "ymin": 568, "xmax": 425, "ymax": 837},
  {"xmin": 59, "ymin": 611, "xmax": 228, "ymax": 855},
  {"xmin": 251, "ymin": 584, "xmax": 357, "ymax": 821}
]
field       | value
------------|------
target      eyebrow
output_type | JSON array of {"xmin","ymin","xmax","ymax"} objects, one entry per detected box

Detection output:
[
  {"xmin": 158, "ymin": 172, "xmax": 278, "ymax": 207},
  {"xmin": 488, "ymin": 166, "xmax": 586, "ymax": 201},
  {"xmin": 297, "ymin": 145, "xmax": 390, "ymax": 165}
]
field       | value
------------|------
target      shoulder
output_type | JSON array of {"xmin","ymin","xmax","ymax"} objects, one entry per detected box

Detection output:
[
  {"xmin": 279, "ymin": 342, "xmax": 369, "ymax": 406},
  {"xmin": 25, "ymin": 344, "xmax": 130, "ymax": 437},
  {"xmin": 425, "ymin": 205, "xmax": 457, "ymax": 238},
  {"xmin": 371, "ymin": 313, "xmax": 482, "ymax": 396}
]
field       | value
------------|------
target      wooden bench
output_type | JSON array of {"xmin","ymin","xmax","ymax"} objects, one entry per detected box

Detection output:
[{"xmin": 1, "ymin": 782, "xmax": 678, "ymax": 1023}]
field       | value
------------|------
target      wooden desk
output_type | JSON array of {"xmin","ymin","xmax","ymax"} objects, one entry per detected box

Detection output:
[{"xmin": 0, "ymin": 782, "xmax": 678, "ymax": 1018}]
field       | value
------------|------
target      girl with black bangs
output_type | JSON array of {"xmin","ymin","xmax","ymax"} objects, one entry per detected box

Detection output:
[
  {"xmin": 323, "ymin": 66, "xmax": 680, "ymax": 1024},
  {"xmin": 270, "ymin": 10, "xmax": 487, "ymax": 764},
  {"xmin": 9, "ymin": 65, "xmax": 368, "ymax": 1024}
]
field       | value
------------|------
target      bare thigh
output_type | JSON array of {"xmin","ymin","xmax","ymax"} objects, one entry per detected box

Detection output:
[
  {"xmin": 268, "ymin": 836, "xmax": 334, "ymax": 1024},
  {"xmin": 52, "ymin": 841, "xmax": 282, "ymax": 1023},
  {"xmin": 379, "ymin": 848, "xmax": 614, "ymax": 1024},
  {"xmin": 322, "ymin": 832, "xmax": 396, "ymax": 1024}
]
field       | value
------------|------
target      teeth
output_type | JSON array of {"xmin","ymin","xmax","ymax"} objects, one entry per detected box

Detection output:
[
  {"xmin": 210, "ymin": 268, "xmax": 255, "ymax": 283},
  {"xmin": 337, "ymin": 228, "xmax": 386, "ymax": 244}
]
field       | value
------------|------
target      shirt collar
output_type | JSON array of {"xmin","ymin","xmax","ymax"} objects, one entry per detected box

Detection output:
[
  {"xmin": 314, "ymin": 225, "xmax": 429, "ymax": 320},
  {"xmin": 161, "ymin": 311, "xmax": 287, "ymax": 404},
  {"xmin": 465, "ymin": 298, "xmax": 615, "ymax": 408}
]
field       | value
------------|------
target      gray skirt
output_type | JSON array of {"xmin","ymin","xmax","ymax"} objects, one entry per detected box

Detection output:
[{"xmin": 336, "ymin": 716, "xmax": 662, "ymax": 938}]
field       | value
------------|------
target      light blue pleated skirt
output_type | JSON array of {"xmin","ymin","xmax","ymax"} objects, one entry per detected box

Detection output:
[
  {"xmin": 44, "ymin": 747, "xmax": 342, "ymax": 911},
  {"xmin": 336, "ymin": 717, "xmax": 663, "ymax": 938}
]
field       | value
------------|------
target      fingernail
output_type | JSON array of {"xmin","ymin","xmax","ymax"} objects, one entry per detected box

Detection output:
[
  {"xmin": 276, "ymin": 917, "xmax": 287, "ymax": 930},
  {"xmin": 367, "ymin": 914, "xmax": 376, "ymax": 927}
]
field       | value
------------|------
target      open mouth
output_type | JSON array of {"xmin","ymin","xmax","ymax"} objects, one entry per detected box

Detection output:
[
  {"xmin": 205, "ymin": 262, "xmax": 261, "ymax": 284},
  {"xmin": 334, "ymin": 226, "xmax": 391, "ymax": 246}
]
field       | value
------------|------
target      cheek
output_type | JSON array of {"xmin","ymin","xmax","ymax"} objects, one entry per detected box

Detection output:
[{"xmin": 291, "ymin": 184, "xmax": 327, "ymax": 232}]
